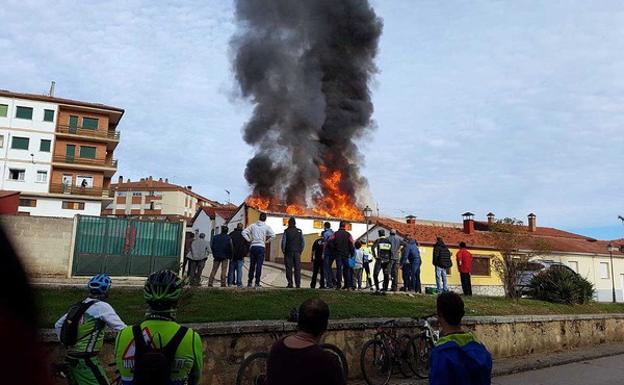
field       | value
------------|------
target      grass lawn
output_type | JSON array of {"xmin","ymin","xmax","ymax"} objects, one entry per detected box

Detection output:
[{"xmin": 36, "ymin": 287, "xmax": 624, "ymax": 328}]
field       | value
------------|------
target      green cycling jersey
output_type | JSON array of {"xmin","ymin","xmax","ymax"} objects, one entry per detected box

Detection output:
[{"xmin": 114, "ymin": 319, "xmax": 203, "ymax": 385}]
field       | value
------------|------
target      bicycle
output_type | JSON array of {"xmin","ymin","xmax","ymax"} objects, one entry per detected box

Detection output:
[
  {"xmin": 410, "ymin": 314, "xmax": 440, "ymax": 379},
  {"xmin": 360, "ymin": 319, "xmax": 417, "ymax": 385},
  {"xmin": 53, "ymin": 361, "xmax": 121, "ymax": 385},
  {"xmin": 236, "ymin": 343, "xmax": 348, "ymax": 385}
]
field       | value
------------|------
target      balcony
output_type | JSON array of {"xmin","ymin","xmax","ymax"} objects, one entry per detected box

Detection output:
[
  {"xmin": 53, "ymin": 155, "xmax": 117, "ymax": 167},
  {"xmin": 50, "ymin": 183, "xmax": 105, "ymax": 197},
  {"xmin": 57, "ymin": 124, "xmax": 120, "ymax": 140}
]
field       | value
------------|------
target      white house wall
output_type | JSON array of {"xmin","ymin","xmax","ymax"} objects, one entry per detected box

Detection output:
[
  {"xmin": 192, "ymin": 211, "xmax": 214, "ymax": 238},
  {"xmin": 18, "ymin": 197, "xmax": 100, "ymax": 218}
]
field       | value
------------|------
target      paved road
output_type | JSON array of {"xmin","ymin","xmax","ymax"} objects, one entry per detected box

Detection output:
[{"xmin": 493, "ymin": 354, "xmax": 624, "ymax": 385}]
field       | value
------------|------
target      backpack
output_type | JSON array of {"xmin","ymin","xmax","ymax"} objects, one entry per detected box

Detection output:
[
  {"xmin": 59, "ymin": 300, "xmax": 98, "ymax": 347},
  {"xmin": 132, "ymin": 324, "xmax": 189, "ymax": 385}
]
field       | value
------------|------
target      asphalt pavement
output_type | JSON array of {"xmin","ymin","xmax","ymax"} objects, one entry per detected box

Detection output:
[{"xmin": 493, "ymin": 354, "xmax": 624, "ymax": 385}]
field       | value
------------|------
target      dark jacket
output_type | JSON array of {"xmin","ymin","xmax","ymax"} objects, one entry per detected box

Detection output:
[
  {"xmin": 211, "ymin": 233, "xmax": 233, "ymax": 261},
  {"xmin": 311, "ymin": 238, "xmax": 325, "ymax": 261},
  {"xmin": 430, "ymin": 333, "xmax": 492, "ymax": 385},
  {"xmin": 433, "ymin": 240, "xmax": 452, "ymax": 268},
  {"xmin": 230, "ymin": 229, "xmax": 249, "ymax": 261},
  {"xmin": 372, "ymin": 237, "xmax": 392, "ymax": 262},
  {"xmin": 281, "ymin": 226, "xmax": 305, "ymax": 254},
  {"xmin": 327, "ymin": 229, "xmax": 355, "ymax": 259}
]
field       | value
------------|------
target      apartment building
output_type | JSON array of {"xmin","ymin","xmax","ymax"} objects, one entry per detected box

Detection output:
[
  {"xmin": 0, "ymin": 90, "xmax": 123, "ymax": 217},
  {"xmin": 102, "ymin": 176, "xmax": 217, "ymax": 221}
]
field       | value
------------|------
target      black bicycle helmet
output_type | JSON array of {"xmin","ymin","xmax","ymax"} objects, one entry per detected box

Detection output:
[{"xmin": 143, "ymin": 270, "xmax": 183, "ymax": 311}]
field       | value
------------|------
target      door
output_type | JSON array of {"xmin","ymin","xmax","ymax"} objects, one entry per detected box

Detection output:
[
  {"xmin": 69, "ymin": 115, "xmax": 78, "ymax": 134},
  {"xmin": 66, "ymin": 144, "xmax": 75, "ymax": 163},
  {"xmin": 62, "ymin": 174, "xmax": 73, "ymax": 193}
]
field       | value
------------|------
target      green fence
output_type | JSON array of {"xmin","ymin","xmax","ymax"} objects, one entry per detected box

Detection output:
[{"xmin": 72, "ymin": 215, "xmax": 183, "ymax": 277}]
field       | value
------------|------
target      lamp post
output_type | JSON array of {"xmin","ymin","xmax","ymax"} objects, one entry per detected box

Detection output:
[
  {"xmin": 363, "ymin": 205, "xmax": 372, "ymax": 245},
  {"xmin": 608, "ymin": 242, "xmax": 618, "ymax": 303}
]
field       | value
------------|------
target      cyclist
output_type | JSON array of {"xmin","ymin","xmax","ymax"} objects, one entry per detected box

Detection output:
[
  {"xmin": 114, "ymin": 270, "xmax": 203, "ymax": 385},
  {"xmin": 430, "ymin": 292, "xmax": 492, "ymax": 385},
  {"xmin": 54, "ymin": 274, "xmax": 126, "ymax": 385}
]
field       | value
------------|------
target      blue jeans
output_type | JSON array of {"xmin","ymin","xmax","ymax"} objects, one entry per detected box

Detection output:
[
  {"xmin": 435, "ymin": 266, "xmax": 448, "ymax": 292},
  {"xmin": 248, "ymin": 246, "xmax": 265, "ymax": 286},
  {"xmin": 411, "ymin": 262, "xmax": 422, "ymax": 293},
  {"xmin": 323, "ymin": 253, "xmax": 335, "ymax": 288},
  {"xmin": 402, "ymin": 263, "xmax": 412, "ymax": 289},
  {"xmin": 228, "ymin": 259, "xmax": 244, "ymax": 286}
]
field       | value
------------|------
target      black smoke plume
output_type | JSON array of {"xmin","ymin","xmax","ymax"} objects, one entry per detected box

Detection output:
[{"xmin": 232, "ymin": 0, "xmax": 383, "ymax": 208}]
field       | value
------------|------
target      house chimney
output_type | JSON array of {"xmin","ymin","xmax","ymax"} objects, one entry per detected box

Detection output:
[
  {"xmin": 148, "ymin": 176, "xmax": 153, "ymax": 181},
  {"xmin": 126, "ymin": 178, "xmax": 130, "ymax": 183},
  {"xmin": 49, "ymin": 81, "xmax": 55, "ymax": 97},
  {"xmin": 118, "ymin": 175, "xmax": 123, "ymax": 184},
  {"xmin": 187, "ymin": 185, "xmax": 192, "ymax": 190},
  {"xmin": 158, "ymin": 178, "xmax": 163, "ymax": 182},
  {"xmin": 528, "ymin": 213, "xmax": 537, "ymax": 232},
  {"xmin": 405, "ymin": 215, "xmax": 417, "ymax": 225},
  {"xmin": 487, "ymin": 212, "xmax": 496, "ymax": 225},
  {"xmin": 165, "ymin": 178, "xmax": 169, "ymax": 183},
  {"xmin": 462, "ymin": 212, "xmax": 475, "ymax": 234}
]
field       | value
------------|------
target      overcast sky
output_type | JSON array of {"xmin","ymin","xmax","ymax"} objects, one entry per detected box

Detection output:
[{"xmin": 1, "ymin": 1, "xmax": 623, "ymax": 239}]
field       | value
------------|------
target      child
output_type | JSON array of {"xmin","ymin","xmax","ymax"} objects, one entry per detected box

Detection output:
[{"xmin": 353, "ymin": 241, "xmax": 364, "ymax": 289}]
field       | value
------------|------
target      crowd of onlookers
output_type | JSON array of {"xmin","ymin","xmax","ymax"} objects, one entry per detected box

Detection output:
[{"xmin": 185, "ymin": 214, "xmax": 476, "ymax": 295}]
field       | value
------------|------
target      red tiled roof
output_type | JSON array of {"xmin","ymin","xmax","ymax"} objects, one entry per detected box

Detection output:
[
  {"xmin": 111, "ymin": 179, "xmax": 216, "ymax": 204},
  {"xmin": 201, "ymin": 206, "xmax": 238, "ymax": 221},
  {"xmin": 372, "ymin": 218, "xmax": 624, "ymax": 256}
]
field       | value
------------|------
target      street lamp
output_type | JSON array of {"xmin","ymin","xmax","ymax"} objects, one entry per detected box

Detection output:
[
  {"xmin": 363, "ymin": 205, "xmax": 372, "ymax": 245},
  {"xmin": 608, "ymin": 242, "xmax": 618, "ymax": 303}
]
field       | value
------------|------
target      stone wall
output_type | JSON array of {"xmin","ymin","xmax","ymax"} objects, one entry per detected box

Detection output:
[
  {"xmin": 1, "ymin": 215, "xmax": 74, "ymax": 277},
  {"xmin": 43, "ymin": 314, "xmax": 624, "ymax": 385}
]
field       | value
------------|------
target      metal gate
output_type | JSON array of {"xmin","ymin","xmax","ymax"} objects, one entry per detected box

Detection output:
[{"xmin": 72, "ymin": 215, "xmax": 183, "ymax": 277}]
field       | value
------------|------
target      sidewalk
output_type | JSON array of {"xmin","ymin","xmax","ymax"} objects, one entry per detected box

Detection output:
[{"xmin": 351, "ymin": 342, "xmax": 624, "ymax": 384}]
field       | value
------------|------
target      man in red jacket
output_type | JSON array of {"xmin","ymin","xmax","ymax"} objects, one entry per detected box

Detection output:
[{"xmin": 456, "ymin": 242, "xmax": 473, "ymax": 296}]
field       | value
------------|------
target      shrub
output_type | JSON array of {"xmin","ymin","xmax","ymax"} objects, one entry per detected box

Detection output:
[{"xmin": 528, "ymin": 267, "xmax": 594, "ymax": 304}]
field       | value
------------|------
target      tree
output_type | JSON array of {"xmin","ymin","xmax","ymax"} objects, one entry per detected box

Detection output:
[{"xmin": 489, "ymin": 218, "xmax": 551, "ymax": 299}]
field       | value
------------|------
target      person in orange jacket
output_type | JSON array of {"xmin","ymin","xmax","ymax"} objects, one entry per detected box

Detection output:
[{"xmin": 456, "ymin": 242, "xmax": 473, "ymax": 296}]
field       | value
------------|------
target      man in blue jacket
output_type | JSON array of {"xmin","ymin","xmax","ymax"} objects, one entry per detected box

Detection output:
[
  {"xmin": 209, "ymin": 226, "xmax": 233, "ymax": 287},
  {"xmin": 430, "ymin": 292, "xmax": 492, "ymax": 385},
  {"xmin": 401, "ymin": 236, "xmax": 421, "ymax": 292}
]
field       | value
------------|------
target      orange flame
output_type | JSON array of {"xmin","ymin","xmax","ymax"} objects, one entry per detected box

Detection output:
[{"xmin": 245, "ymin": 165, "xmax": 363, "ymax": 221}]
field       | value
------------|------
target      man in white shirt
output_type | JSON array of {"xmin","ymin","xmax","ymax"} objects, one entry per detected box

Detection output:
[{"xmin": 242, "ymin": 212, "xmax": 276, "ymax": 288}]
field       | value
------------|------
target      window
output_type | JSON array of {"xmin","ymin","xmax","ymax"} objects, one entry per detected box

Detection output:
[
  {"xmin": 0, "ymin": 104, "xmax": 7, "ymax": 117},
  {"xmin": 69, "ymin": 115, "xmax": 78, "ymax": 128},
  {"xmin": 599, "ymin": 262, "xmax": 610, "ymax": 279},
  {"xmin": 8, "ymin": 169, "xmax": 25, "ymax": 181},
  {"xmin": 11, "ymin": 136, "xmax": 29, "ymax": 150},
  {"xmin": 313, "ymin": 220, "xmax": 323, "ymax": 229},
  {"xmin": 62, "ymin": 201, "xmax": 85, "ymax": 210},
  {"xmin": 568, "ymin": 261, "xmax": 579, "ymax": 273},
  {"xmin": 0, "ymin": 135, "xmax": 4, "ymax": 148},
  {"xmin": 132, "ymin": 192, "xmax": 142, "ymax": 197},
  {"xmin": 36, "ymin": 171, "xmax": 48, "ymax": 183},
  {"xmin": 472, "ymin": 256, "xmax": 491, "ymax": 276},
  {"xmin": 76, "ymin": 176, "xmax": 93, "ymax": 188},
  {"xmin": 39, "ymin": 139, "xmax": 51, "ymax": 152},
  {"xmin": 79, "ymin": 146, "xmax": 96, "ymax": 159},
  {"xmin": 82, "ymin": 117, "xmax": 99, "ymax": 129},
  {"xmin": 43, "ymin": 109, "xmax": 55, "ymax": 122},
  {"xmin": 117, "ymin": 191, "xmax": 127, "ymax": 197},
  {"xmin": 15, "ymin": 106, "xmax": 33, "ymax": 120},
  {"xmin": 19, "ymin": 199, "xmax": 37, "ymax": 207}
]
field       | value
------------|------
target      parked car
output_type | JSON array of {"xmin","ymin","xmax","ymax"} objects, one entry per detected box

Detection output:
[{"xmin": 516, "ymin": 260, "xmax": 577, "ymax": 295}]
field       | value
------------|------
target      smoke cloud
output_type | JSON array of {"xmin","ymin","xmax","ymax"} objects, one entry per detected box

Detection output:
[{"xmin": 231, "ymin": 0, "xmax": 383, "ymax": 208}]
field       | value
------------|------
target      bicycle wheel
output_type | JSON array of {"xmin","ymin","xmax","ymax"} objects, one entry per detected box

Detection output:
[
  {"xmin": 397, "ymin": 334, "xmax": 416, "ymax": 378},
  {"xmin": 320, "ymin": 343, "xmax": 349, "ymax": 382},
  {"xmin": 360, "ymin": 339, "xmax": 392, "ymax": 385},
  {"xmin": 236, "ymin": 352, "xmax": 269, "ymax": 385},
  {"xmin": 414, "ymin": 334, "xmax": 433, "ymax": 379}
]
